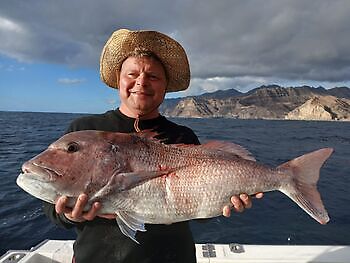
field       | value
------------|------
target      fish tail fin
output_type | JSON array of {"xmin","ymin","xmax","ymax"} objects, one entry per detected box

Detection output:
[{"xmin": 278, "ymin": 148, "xmax": 333, "ymax": 224}]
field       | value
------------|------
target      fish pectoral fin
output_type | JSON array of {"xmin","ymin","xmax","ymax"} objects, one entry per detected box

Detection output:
[
  {"xmin": 115, "ymin": 211, "xmax": 146, "ymax": 243},
  {"xmin": 92, "ymin": 170, "xmax": 173, "ymax": 199},
  {"xmin": 114, "ymin": 170, "xmax": 174, "ymax": 191}
]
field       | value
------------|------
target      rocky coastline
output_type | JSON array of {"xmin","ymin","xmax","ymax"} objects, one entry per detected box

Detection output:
[{"xmin": 160, "ymin": 85, "xmax": 350, "ymax": 121}]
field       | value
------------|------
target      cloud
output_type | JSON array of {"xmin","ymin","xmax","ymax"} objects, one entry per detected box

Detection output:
[
  {"xmin": 58, "ymin": 78, "xmax": 86, "ymax": 85},
  {"xmin": 171, "ymin": 76, "xmax": 280, "ymax": 97},
  {"xmin": 1, "ymin": 0, "xmax": 350, "ymax": 94},
  {"xmin": 106, "ymin": 98, "xmax": 117, "ymax": 105},
  {"xmin": 0, "ymin": 63, "xmax": 25, "ymax": 72},
  {"xmin": 0, "ymin": 16, "xmax": 24, "ymax": 33}
]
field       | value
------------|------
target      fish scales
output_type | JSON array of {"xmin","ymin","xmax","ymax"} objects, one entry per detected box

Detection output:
[
  {"xmin": 17, "ymin": 130, "xmax": 333, "ymax": 243},
  {"xmin": 120, "ymin": 158, "xmax": 282, "ymax": 223}
]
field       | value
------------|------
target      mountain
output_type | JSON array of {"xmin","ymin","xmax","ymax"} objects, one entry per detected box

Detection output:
[
  {"xmin": 286, "ymin": 96, "xmax": 350, "ymax": 121},
  {"xmin": 327, "ymin": 87, "xmax": 350, "ymax": 99},
  {"xmin": 197, "ymin": 88, "xmax": 243, "ymax": 99},
  {"xmin": 160, "ymin": 85, "xmax": 350, "ymax": 121}
]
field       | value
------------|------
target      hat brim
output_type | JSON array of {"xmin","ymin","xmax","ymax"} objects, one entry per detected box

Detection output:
[{"xmin": 100, "ymin": 29, "xmax": 190, "ymax": 93}]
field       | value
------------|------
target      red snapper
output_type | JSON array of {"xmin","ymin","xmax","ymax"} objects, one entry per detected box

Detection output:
[{"xmin": 17, "ymin": 130, "xmax": 332, "ymax": 243}]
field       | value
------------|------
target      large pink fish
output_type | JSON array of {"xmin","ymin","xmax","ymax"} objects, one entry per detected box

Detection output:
[{"xmin": 17, "ymin": 130, "xmax": 332, "ymax": 242}]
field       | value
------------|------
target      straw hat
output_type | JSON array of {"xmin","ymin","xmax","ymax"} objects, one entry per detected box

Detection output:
[{"xmin": 100, "ymin": 29, "xmax": 190, "ymax": 92}]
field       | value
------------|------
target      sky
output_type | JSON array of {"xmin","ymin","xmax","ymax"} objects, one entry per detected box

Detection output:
[{"xmin": 1, "ymin": 0, "xmax": 350, "ymax": 113}]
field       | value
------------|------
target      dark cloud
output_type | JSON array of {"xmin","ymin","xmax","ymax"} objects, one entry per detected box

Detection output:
[
  {"xmin": 181, "ymin": 1, "xmax": 350, "ymax": 82},
  {"xmin": 1, "ymin": 0, "xmax": 350, "ymax": 89}
]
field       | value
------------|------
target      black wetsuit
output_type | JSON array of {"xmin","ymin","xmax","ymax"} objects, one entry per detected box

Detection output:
[{"xmin": 43, "ymin": 109, "xmax": 200, "ymax": 263}]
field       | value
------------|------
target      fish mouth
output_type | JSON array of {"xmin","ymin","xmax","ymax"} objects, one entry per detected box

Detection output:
[
  {"xmin": 16, "ymin": 172, "xmax": 59, "ymax": 204},
  {"xmin": 21, "ymin": 162, "xmax": 62, "ymax": 182}
]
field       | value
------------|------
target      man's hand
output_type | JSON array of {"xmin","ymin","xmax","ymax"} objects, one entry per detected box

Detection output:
[
  {"xmin": 223, "ymin": 193, "xmax": 264, "ymax": 217},
  {"xmin": 55, "ymin": 194, "xmax": 116, "ymax": 222}
]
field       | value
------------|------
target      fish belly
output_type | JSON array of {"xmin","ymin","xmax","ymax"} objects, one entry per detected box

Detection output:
[{"xmin": 121, "ymin": 162, "xmax": 281, "ymax": 224}]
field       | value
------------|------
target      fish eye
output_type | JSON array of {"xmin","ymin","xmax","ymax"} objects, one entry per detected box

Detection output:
[{"xmin": 67, "ymin": 142, "xmax": 79, "ymax": 153}]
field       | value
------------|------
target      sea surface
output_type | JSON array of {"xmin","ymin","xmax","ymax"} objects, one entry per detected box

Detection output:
[{"xmin": 0, "ymin": 111, "xmax": 349, "ymax": 255}]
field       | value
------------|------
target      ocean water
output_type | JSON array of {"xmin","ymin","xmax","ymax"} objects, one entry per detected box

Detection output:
[{"xmin": 0, "ymin": 111, "xmax": 349, "ymax": 255}]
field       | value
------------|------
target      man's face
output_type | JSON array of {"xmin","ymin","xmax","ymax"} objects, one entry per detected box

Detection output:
[{"xmin": 118, "ymin": 56, "xmax": 167, "ymax": 119}]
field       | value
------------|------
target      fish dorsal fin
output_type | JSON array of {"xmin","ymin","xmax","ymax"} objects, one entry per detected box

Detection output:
[
  {"xmin": 202, "ymin": 141, "xmax": 256, "ymax": 161},
  {"xmin": 133, "ymin": 129, "xmax": 170, "ymax": 144},
  {"xmin": 115, "ymin": 211, "xmax": 146, "ymax": 244},
  {"xmin": 135, "ymin": 129, "xmax": 159, "ymax": 139}
]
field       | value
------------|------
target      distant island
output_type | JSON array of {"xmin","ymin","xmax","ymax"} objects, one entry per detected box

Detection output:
[{"xmin": 160, "ymin": 85, "xmax": 350, "ymax": 121}]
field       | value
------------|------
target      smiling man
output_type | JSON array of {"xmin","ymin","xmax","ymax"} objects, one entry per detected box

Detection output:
[
  {"xmin": 43, "ymin": 29, "xmax": 262, "ymax": 263},
  {"xmin": 118, "ymin": 52, "xmax": 167, "ymax": 119}
]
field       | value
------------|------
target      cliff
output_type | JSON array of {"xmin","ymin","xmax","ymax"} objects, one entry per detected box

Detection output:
[
  {"xmin": 286, "ymin": 96, "xmax": 350, "ymax": 121},
  {"xmin": 160, "ymin": 85, "xmax": 350, "ymax": 121}
]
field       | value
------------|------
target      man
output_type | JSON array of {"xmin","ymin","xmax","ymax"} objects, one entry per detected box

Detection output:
[{"xmin": 44, "ymin": 29, "xmax": 262, "ymax": 263}]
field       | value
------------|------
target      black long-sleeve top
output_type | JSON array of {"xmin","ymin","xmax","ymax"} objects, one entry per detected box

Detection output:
[{"xmin": 43, "ymin": 109, "xmax": 200, "ymax": 263}]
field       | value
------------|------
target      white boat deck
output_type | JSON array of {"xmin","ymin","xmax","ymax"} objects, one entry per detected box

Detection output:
[{"xmin": 1, "ymin": 240, "xmax": 350, "ymax": 263}]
